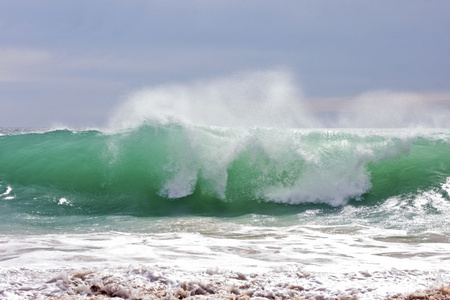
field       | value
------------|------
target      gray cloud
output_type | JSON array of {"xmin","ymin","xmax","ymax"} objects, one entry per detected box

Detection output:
[{"xmin": 0, "ymin": 0, "xmax": 449, "ymax": 127}]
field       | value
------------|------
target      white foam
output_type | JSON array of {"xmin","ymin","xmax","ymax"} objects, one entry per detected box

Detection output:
[
  {"xmin": 0, "ymin": 186, "xmax": 12, "ymax": 197},
  {"xmin": 57, "ymin": 197, "xmax": 72, "ymax": 206},
  {"xmin": 138, "ymin": 126, "xmax": 448, "ymax": 206},
  {"xmin": 0, "ymin": 219, "xmax": 449, "ymax": 299},
  {"xmin": 1, "ymin": 265, "xmax": 446, "ymax": 300},
  {"xmin": 0, "ymin": 186, "xmax": 14, "ymax": 200}
]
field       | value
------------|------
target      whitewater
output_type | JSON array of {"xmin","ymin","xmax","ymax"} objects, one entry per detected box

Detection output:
[{"xmin": 1, "ymin": 71, "xmax": 450, "ymax": 299}]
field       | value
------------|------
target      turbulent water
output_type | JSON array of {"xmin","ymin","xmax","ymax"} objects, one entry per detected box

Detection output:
[
  {"xmin": 1, "ymin": 125, "xmax": 450, "ymax": 220},
  {"xmin": 1, "ymin": 125, "xmax": 450, "ymax": 299},
  {"xmin": 1, "ymin": 71, "xmax": 450, "ymax": 299}
]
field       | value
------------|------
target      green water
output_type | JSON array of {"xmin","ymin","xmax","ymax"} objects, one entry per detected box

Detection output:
[{"xmin": 0, "ymin": 126, "xmax": 449, "ymax": 233}]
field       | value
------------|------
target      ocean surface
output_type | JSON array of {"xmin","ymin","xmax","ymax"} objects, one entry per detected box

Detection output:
[
  {"xmin": 1, "ymin": 70, "xmax": 450, "ymax": 299},
  {"xmin": 1, "ymin": 124, "xmax": 449, "ymax": 299}
]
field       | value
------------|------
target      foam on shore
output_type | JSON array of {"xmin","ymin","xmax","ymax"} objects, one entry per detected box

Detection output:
[{"xmin": 1, "ymin": 265, "xmax": 448, "ymax": 299}]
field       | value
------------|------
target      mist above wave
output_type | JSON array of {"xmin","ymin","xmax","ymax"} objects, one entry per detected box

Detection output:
[
  {"xmin": 109, "ymin": 70, "xmax": 315, "ymax": 129},
  {"xmin": 109, "ymin": 69, "xmax": 449, "ymax": 130},
  {"xmin": 335, "ymin": 91, "xmax": 449, "ymax": 128}
]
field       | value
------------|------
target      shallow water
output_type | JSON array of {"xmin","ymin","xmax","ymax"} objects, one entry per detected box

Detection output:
[{"xmin": 0, "ymin": 126, "xmax": 449, "ymax": 299}]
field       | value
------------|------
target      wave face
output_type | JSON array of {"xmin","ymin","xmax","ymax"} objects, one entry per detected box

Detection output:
[{"xmin": 0, "ymin": 126, "xmax": 449, "ymax": 217}]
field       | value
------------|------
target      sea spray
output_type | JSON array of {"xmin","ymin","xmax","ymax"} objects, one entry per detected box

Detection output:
[
  {"xmin": 336, "ymin": 91, "xmax": 450, "ymax": 128},
  {"xmin": 1, "ymin": 70, "xmax": 449, "ymax": 217},
  {"xmin": 108, "ymin": 70, "xmax": 317, "ymax": 129},
  {"xmin": 1, "ymin": 71, "xmax": 450, "ymax": 300},
  {"xmin": 1, "ymin": 125, "xmax": 449, "ymax": 217},
  {"xmin": 109, "ymin": 70, "xmax": 449, "ymax": 130}
]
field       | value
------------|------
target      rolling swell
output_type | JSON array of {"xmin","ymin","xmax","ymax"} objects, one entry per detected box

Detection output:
[{"xmin": 0, "ymin": 125, "xmax": 449, "ymax": 216}]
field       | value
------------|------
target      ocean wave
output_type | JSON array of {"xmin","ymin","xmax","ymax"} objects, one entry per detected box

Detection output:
[{"xmin": 0, "ymin": 125, "xmax": 449, "ymax": 216}]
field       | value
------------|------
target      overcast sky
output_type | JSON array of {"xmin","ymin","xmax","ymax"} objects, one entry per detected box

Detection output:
[{"xmin": 1, "ymin": 0, "xmax": 449, "ymax": 127}]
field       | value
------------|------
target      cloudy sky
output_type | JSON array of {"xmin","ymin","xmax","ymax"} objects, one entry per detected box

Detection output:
[{"xmin": 1, "ymin": 0, "xmax": 449, "ymax": 128}]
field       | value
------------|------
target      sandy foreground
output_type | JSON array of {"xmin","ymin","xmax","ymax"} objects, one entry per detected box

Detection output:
[
  {"xmin": 49, "ymin": 286, "xmax": 450, "ymax": 300},
  {"xmin": 48, "ymin": 287, "xmax": 450, "ymax": 300},
  {"xmin": 387, "ymin": 287, "xmax": 450, "ymax": 300},
  {"xmin": 2, "ymin": 266, "xmax": 441, "ymax": 300}
]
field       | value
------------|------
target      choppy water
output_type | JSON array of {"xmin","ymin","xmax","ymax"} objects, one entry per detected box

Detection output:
[
  {"xmin": 0, "ymin": 125, "xmax": 449, "ymax": 299},
  {"xmin": 1, "ymin": 70, "xmax": 450, "ymax": 299}
]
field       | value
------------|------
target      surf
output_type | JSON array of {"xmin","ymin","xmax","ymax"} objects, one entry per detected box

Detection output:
[
  {"xmin": 0, "ymin": 70, "xmax": 449, "ymax": 216},
  {"xmin": 0, "ymin": 125, "xmax": 449, "ymax": 217}
]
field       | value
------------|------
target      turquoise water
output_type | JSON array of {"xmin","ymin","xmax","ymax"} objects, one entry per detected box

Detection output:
[
  {"xmin": 2, "ymin": 70, "xmax": 450, "ymax": 298},
  {"xmin": 0, "ymin": 125, "xmax": 449, "ymax": 235},
  {"xmin": 3, "ymin": 70, "xmax": 450, "ymax": 298},
  {"xmin": 1, "ymin": 125, "xmax": 450, "ymax": 299}
]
